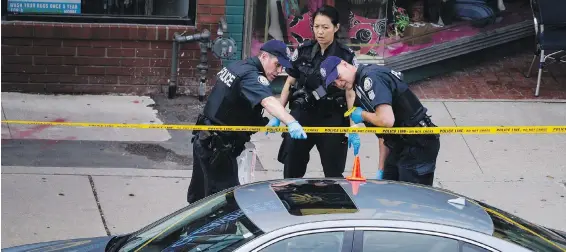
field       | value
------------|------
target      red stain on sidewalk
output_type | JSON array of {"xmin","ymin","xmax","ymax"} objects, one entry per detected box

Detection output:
[
  {"xmin": 14, "ymin": 118, "xmax": 66, "ymax": 139},
  {"xmin": 3, "ymin": 118, "xmax": 78, "ymax": 149}
]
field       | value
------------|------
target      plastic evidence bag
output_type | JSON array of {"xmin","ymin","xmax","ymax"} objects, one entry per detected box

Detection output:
[{"xmin": 237, "ymin": 147, "xmax": 257, "ymax": 184}]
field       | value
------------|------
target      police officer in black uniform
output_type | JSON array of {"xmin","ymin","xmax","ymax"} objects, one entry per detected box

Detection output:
[
  {"xmin": 267, "ymin": 5, "xmax": 360, "ymax": 179},
  {"xmin": 187, "ymin": 40, "xmax": 308, "ymax": 204},
  {"xmin": 319, "ymin": 56, "xmax": 441, "ymax": 186}
]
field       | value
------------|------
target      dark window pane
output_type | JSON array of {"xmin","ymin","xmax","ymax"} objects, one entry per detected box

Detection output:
[
  {"xmin": 478, "ymin": 202, "xmax": 566, "ymax": 252},
  {"xmin": 118, "ymin": 190, "xmax": 263, "ymax": 252},
  {"xmin": 6, "ymin": 0, "xmax": 191, "ymax": 17},
  {"xmin": 4, "ymin": 0, "xmax": 196, "ymax": 24},
  {"xmin": 271, "ymin": 180, "xmax": 358, "ymax": 216}
]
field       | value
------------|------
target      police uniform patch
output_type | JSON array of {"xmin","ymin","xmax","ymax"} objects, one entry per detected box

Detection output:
[
  {"xmin": 363, "ymin": 77, "xmax": 373, "ymax": 91},
  {"xmin": 258, "ymin": 76, "xmax": 269, "ymax": 86},
  {"xmin": 368, "ymin": 90, "xmax": 375, "ymax": 100},
  {"xmin": 320, "ymin": 68, "xmax": 326, "ymax": 78},
  {"xmin": 352, "ymin": 56, "xmax": 359, "ymax": 67},
  {"xmin": 291, "ymin": 48, "xmax": 298, "ymax": 62},
  {"xmin": 355, "ymin": 89, "xmax": 362, "ymax": 99},
  {"xmin": 391, "ymin": 69, "xmax": 403, "ymax": 80}
]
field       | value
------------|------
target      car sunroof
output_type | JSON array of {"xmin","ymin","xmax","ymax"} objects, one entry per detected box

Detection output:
[{"xmin": 270, "ymin": 180, "xmax": 358, "ymax": 216}]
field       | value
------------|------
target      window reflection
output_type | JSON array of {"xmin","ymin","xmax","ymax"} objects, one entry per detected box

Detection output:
[
  {"xmin": 250, "ymin": 0, "xmax": 532, "ymax": 60},
  {"xmin": 479, "ymin": 202, "xmax": 566, "ymax": 252},
  {"xmin": 362, "ymin": 231, "xmax": 459, "ymax": 252},
  {"xmin": 260, "ymin": 231, "xmax": 345, "ymax": 252},
  {"xmin": 271, "ymin": 180, "xmax": 358, "ymax": 216},
  {"xmin": 119, "ymin": 191, "xmax": 263, "ymax": 252}
]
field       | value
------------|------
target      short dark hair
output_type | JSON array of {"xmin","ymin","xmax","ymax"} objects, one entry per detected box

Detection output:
[{"xmin": 312, "ymin": 5, "xmax": 341, "ymax": 38}]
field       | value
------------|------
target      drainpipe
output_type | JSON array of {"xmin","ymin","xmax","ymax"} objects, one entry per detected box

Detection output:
[
  {"xmin": 168, "ymin": 29, "xmax": 211, "ymax": 99},
  {"xmin": 168, "ymin": 16, "xmax": 234, "ymax": 100},
  {"xmin": 218, "ymin": 16, "xmax": 228, "ymax": 35},
  {"xmin": 197, "ymin": 37, "xmax": 209, "ymax": 102}
]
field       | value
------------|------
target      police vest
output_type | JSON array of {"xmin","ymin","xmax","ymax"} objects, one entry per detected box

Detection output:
[
  {"xmin": 355, "ymin": 64, "xmax": 427, "ymax": 128},
  {"xmin": 292, "ymin": 40, "xmax": 356, "ymax": 97},
  {"xmin": 203, "ymin": 59, "xmax": 266, "ymax": 127}
]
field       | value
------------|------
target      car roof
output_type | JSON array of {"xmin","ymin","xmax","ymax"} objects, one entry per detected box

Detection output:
[{"xmin": 233, "ymin": 178, "xmax": 495, "ymax": 235}]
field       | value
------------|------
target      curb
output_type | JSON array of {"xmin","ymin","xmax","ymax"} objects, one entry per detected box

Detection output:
[
  {"xmin": 1, "ymin": 166, "xmax": 192, "ymax": 178},
  {"xmin": 420, "ymin": 99, "xmax": 566, "ymax": 103}
]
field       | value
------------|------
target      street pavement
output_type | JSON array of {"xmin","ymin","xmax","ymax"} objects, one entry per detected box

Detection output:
[{"xmin": 1, "ymin": 92, "xmax": 566, "ymax": 248}]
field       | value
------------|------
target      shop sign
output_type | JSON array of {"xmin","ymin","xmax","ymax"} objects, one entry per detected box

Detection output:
[{"xmin": 7, "ymin": 0, "xmax": 81, "ymax": 14}]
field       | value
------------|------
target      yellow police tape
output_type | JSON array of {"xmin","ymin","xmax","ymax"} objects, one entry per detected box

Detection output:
[
  {"xmin": 2, "ymin": 120, "xmax": 566, "ymax": 135},
  {"xmin": 344, "ymin": 107, "xmax": 357, "ymax": 117}
]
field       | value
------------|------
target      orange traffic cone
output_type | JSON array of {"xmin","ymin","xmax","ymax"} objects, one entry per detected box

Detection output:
[
  {"xmin": 346, "ymin": 156, "xmax": 366, "ymax": 181},
  {"xmin": 347, "ymin": 156, "xmax": 366, "ymax": 195}
]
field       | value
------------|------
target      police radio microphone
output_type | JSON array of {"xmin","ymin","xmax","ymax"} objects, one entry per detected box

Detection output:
[{"xmin": 311, "ymin": 85, "xmax": 327, "ymax": 100}]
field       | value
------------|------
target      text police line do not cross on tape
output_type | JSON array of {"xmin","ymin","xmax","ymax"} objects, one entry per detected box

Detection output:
[{"xmin": 2, "ymin": 120, "xmax": 566, "ymax": 135}]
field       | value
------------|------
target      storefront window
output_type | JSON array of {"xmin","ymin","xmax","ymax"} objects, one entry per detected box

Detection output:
[
  {"xmin": 382, "ymin": 0, "xmax": 533, "ymax": 59},
  {"xmin": 3, "ymin": 0, "xmax": 196, "ymax": 25},
  {"xmin": 249, "ymin": 0, "xmax": 532, "ymax": 63}
]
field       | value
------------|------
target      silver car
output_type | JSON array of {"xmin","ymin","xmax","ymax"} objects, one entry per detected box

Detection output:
[{"xmin": 4, "ymin": 178, "xmax": 566, "ymax": 252}]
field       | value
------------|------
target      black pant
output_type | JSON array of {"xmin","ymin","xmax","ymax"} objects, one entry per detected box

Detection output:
[
  {"xmin": 186, "ymin": 131, "xmax": 244, "ymax": 204},
  {"xmin": 281, "ymin": 108, "xmax": 349, "ymax": 179},
  {"xmin": 382, "ymin": 134, "xmax": 441, "ymax": 186}
]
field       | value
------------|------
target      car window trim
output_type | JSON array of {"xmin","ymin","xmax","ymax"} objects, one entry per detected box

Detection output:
[
  {"xmin": 353, "ymin": 227, "xmax": 500, "ymax": 252},
  {"xmin": 249, "ymin": 227, "xmax": 355, "ymax": 252}
]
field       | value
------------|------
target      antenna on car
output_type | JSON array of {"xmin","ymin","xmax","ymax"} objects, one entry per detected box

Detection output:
[{"xmin": 448, "ymin": 197, "xmax": 467, "ymax": 210}]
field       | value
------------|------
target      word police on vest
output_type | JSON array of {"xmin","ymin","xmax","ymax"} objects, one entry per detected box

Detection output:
[{"xmin": 217, "ymin": 67, "xmax": 236, "ymax": 87}]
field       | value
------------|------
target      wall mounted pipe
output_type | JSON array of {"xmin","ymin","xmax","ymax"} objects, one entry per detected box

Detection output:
[
  {"xmin": 168, "ymin": 16, "xmax": 234, "ymax": 100},
  {"xmin": 218, "ymin": 16, "xmax": 228, "ymax": 35},
  {"xmin": 168, "ymin": 29, "xmax": 210, "ymax": 99}
]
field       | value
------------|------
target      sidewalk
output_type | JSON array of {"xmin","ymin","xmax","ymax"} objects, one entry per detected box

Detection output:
[
  {"xmin": 411, "ymin": 43, "xmax": 566, "ymax": 99},
  {"xmin": 2, "ymin": 93, "xmax": 566, "ymax": 248}
]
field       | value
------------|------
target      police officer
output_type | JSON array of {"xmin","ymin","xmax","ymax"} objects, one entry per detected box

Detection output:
[
  {"xmin": 187, "ymin": 40, "xmax": 308, "ymax": 204},
  {"xmin": 319, "ymin": 56, "xmax": 441, "ymax": 186},
  {"xmin": 267, "ymin": 5, "xmax": 360, "ymax": 179}
]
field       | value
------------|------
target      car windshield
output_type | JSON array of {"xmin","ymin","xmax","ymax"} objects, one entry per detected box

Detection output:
[
  {"xmin": 478, "ymin": 201, "xmax": 566, "ymax": 252},
  {"xmin": 117, "ymin": 190, "xmax": 263, "ymax": 252}
]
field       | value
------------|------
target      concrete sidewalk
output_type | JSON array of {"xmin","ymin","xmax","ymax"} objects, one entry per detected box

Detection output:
[{"xmin": 2, "ymin": 93, "xmax": 566, "ymax": 248}]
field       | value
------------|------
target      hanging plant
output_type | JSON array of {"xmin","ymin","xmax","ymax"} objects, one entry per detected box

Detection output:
[
  {"xmin": 386, "ymin": 0, "xmax": 410, "ymax": 38},
  {"xmin": 392, "ymin": 7, "xmax": 410, "ymax": 37}
]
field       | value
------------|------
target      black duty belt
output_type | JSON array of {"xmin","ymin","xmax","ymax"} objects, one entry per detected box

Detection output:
[
  {"xmin": 194, "ymin": 114, "xmax": 252, "ymax": 143},
  {"xmin": 415, "ymin": 116, "xmax": 436, "ymax": 128}
]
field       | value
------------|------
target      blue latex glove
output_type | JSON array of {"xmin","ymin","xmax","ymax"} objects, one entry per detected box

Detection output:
[
  {"xmin": 376, "ymin": 169, "xmax": 384, "ymax": 180},
  {"xmin": 348, "ymin": 133, "xmax": 361, "ymax": 156},
  {"xmin": 350, "ymin": 107, "xmax": 364, "ymax": 124},
  {"xmin": 265, "ymin": 117, "xmax": 281, "ymax": 135},
  {"xmin": 287, "ymin": 121, "xmax": 307, "ymax": 139}
]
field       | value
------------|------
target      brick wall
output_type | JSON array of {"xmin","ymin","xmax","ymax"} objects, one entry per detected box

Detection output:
[{"xmin": 1, "ymin": 0, "xmax": 231, "ymax": 96}]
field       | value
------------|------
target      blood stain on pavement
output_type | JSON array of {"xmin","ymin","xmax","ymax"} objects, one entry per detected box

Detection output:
[{"xmin": 14, "ymin": 118, "xmax": 66, "ymax": 138}]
